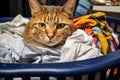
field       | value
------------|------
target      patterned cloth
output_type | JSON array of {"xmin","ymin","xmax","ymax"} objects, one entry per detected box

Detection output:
[
  {"xmin": 73, "ymin": 12, "xmax": 119, "ymax": 55},
  {"xmin": 75, "ymin": 0, "xmax": 93, "ymax": 16}
]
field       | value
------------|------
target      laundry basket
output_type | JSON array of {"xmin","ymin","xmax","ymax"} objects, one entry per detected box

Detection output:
[{"xmin": 0, "ymin": 16, "xmax": 120, "ymax": 80}]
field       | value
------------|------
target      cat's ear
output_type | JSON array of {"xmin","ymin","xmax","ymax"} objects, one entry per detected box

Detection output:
[
  {"xmin": 60, "ymin": 0, "xmax": 77, "ymax": 18},
  {"xmin": 28, "ymin": 0, "xmax": 43, "ymax": 15}
]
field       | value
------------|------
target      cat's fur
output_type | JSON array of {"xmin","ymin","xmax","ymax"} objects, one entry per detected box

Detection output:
[{"xmin": 23, "ymin": 0, "xmax": 76, "ymax": 47}]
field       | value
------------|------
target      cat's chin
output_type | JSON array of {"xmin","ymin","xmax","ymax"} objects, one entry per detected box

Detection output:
[
  {"xmin": 41, "ymin": 40, "xmax": 63, "ymax": 47},
  {"xmin": 43, "ymin": 42, "xmax": 61, "ymax": 47}
]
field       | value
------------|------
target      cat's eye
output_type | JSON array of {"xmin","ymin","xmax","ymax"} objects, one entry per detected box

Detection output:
[
  {"xmin": 56, "ymin": 23, "xmax": 65, "ymax": 29},
  {"xmin": 38, "ymin": 23, "xmax": 46, "ymax": 28}
]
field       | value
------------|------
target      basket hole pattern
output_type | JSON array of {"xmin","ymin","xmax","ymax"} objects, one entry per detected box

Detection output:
[{"xmin": 0, "ymin": 69, "xmax": 120, "ymax": 80}]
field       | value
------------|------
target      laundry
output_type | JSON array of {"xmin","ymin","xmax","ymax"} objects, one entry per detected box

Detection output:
[
  {"xmin": 73, "ymin": 12, "xmax": 119, "ymax": 55},
  {"xmin": 60, "ymin": 29, "xmax": 102, "ymax": 62},
  {"xmin": 0, "ymin": 14, "xmax": 102, "ymax": 63},
  {"xmin": 0, "ymin": 37, "xmax": 61, "ymax": 63}
]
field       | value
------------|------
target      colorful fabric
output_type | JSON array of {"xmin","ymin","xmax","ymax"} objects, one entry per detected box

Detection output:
[
  {"xmin": 73, "ymin": 12, "xmax": 112, "ymax": 38},
  {"xmin": 73, "ymin": 12, "xmax": 119, "ymax": 55}
]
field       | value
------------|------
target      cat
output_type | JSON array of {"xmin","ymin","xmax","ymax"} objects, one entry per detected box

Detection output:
[{"xmin": 23, "ymin": 0, "xmax": 76, "ymax": 48}]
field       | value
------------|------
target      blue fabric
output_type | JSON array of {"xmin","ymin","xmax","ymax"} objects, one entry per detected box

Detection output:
[{"xmin": 75, "ymin": 0, "xmax": 93, "ymax": 16}]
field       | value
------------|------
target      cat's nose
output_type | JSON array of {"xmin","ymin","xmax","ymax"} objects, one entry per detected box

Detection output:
[{"xmin": 48, "ymin": 33, "xmax": 54, "ymax": 40}]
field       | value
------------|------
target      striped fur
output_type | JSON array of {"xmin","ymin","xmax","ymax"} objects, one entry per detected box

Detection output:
[{"xmin": 23, "ymin": 0, "xmax": 76, "ymax": 47}]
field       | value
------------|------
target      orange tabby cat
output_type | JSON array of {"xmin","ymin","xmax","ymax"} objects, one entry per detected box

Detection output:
[{"xmin": 23, "ymin": 0, "xmax": 76, "ymax": 47}]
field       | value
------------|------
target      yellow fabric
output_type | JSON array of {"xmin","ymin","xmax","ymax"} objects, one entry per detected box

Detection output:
[
  {"xmin": 73, "ymin": 14, "xmax": 97, "ymax": 30},
  {"xmin": 90, "ymin": 12, "xmax": 106, "ymax": 19},
  {"xmin": 96, "ymin": 32, "xmax": 109, "ymax": 55},
  {"xmin": 98, "ymin": 21, "xmax": 113, "ymax": 40},
  {"xmin": 74, "ymin": 18, "xmax": 97, "ymax": 29}
]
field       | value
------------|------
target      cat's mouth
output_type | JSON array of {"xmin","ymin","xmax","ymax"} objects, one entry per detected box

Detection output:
[
  {"xmin": 43, "ymin": 39, "xmax": 62, "ymax": 47},
  {"xmin": 46, "ymin": 40, "xmax": 58, "ymax": 46}
]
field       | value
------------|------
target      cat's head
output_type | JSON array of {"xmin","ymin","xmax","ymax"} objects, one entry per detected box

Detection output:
[{"xmin": 23, "ymin": 0, "xmax": 76, "ymax": 47}]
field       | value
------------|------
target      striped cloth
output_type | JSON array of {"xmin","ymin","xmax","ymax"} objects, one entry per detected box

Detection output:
[{"xmin": 75, "ymin": 0, "xmax": 93, "ymax": 16}]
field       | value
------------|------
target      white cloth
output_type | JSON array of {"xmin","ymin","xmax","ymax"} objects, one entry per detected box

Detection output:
[
  {"xmin": 0, "ymin": 14, "xmax": 102, "ymax": 63},
  {"xmin": 60, "ymin": 29, "xmax": 102, "ymax": 62},
  {"xmin": 0, "ymin": 14, "xmax": 29, "ymax": 45}
]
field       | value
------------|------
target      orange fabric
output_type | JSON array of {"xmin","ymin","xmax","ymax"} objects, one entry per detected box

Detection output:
[
  {"xmin": 84, "ymin": 29, "xmax": 94, "ymax": 36},
  {"xmin": 114, "ymin": 68, "xmax": 118, "ymax": 75},
  {"xmin": 74, "ymin": 18, "xmax": 97, "ymax": 30},
  {"xmin": 73, "ymin": 14, "xmax": 97, "ymax": 36},
  {"xmin": 73, "ymin": 14, "xmax": 90, "ymax": 22}
]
